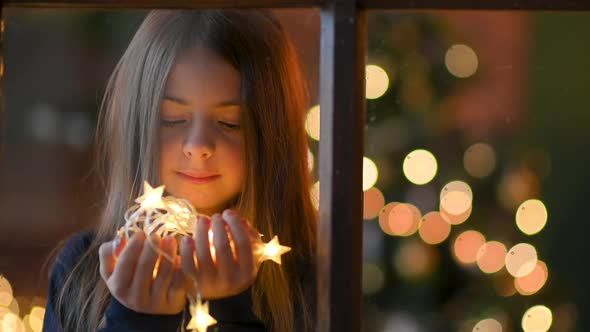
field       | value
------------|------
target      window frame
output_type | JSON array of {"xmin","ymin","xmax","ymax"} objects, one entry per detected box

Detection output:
[{"xmin": 1, "ymin": 1, "xmax": 589, "ymax": 331}]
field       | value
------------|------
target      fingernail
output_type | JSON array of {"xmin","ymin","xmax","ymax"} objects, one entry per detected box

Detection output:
[
  {"xmin": 183, "ymin": 236, "xmax": 193, "ymax": 249},
  {"xmin": 223, "ymin": 209, "xmax": 237, "ymax": 218}
]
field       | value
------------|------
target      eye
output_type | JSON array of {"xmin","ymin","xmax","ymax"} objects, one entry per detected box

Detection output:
[
  {"xmin": 219, "ymin": 121, "xmax": 241, "ymax": 130},
  {"xmin": 160, "ymin": 119, "xmax": 186, "ymax": 127}
]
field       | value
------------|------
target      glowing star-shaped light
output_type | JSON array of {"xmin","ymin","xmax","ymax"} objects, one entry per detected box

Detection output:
[
  {"xmin": 259, "ymin": 236, "xmax": 291, "ymax": 265},
  {"xmin": 135, "ymin": 181, "xmax": 166, "ymax": 212},
  {"xmin": 186, "ymin": 299, "xmax": 217, "ymax": 332}
]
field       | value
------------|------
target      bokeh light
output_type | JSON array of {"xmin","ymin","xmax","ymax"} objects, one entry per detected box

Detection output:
[
  {"xmin": 2, "ymin": 312, "xmax": 25, "ymax": 332},
  {"xmin": 389, "ymin": 203, "xmax": 421, "ymax": 236},
  {"xmin": 304, "ymin": 105, "xmax": 320, "ymax": 141},
  {"xmin": 515, "ymin": 260, "xmax": 548, "ymax": 296},
  {"xmin": 522, "ymin": 305, "xmax": 552, "ymax": 332},
  {"xmin": 363, "ymin": 187, "xmax": 385, "ymax": 220},
  {"xmin": 366, "ymin": 64, "xmax": 390, "ymax": 99},
  {"xmin": 310, "ymin": 181, "xmax": 319, "ymax": 210},
  {"xmin": 477, "ymin": 241, "xmax": 508, "ymax": 274},
  {"xmin": 516, "ymin": 199, "xmax": 548, "ymax": 236},
  {"xmin": 472, "ymin": 318, "xmax": 502, "ymax": 332},
  {"xmin": 29, "ymin": 306, "xmax": 45, "ymax": 332},
  {"xmin": 394, "ymin": 239, "xmax": 438, "ymax": 280},
  {"xmin": 363, "ymin": 157, "xmax": 379, "ymax": 191},
  {"xmin": 419, "ymin": 211, "xmax": 451, "ymax": 245},
  {"xmin": 440, "ymin": 181, "xmax": 473, "ymax": 216},
  {"xmin": 453, "ymin": 230, "xmax": 486, "ymax": 265},
  {"xmin": 445, "ymin": 44, "xmax": 478, "ymax": 78},
  {"xmin": 505, "ymin": 243, "xmax": 538, "ymax": 278},
  {"xmin": 441, "ymin": 204, "xmax": 472, "ymax": 225},
  {"xmin": 0, "ymin": 275, "xmax": 14, "ymax": 307},
  {"xmin": 379, "ymin": 202, "xmax": 399, "ymax": 235},
  {"xmin": 362, "ymin": 263, "xmax": 385, "ymax": 295},
  {"xmin": 403, "ymin": 149, "xmax": 438, "ymax": 185},
  {"xmin": 464, "ymin": 143, "xmax": 496, "ymax": 178},
  {"xmin": 307, "ymin": 149, "xmax": 314, "ymax": 173}
]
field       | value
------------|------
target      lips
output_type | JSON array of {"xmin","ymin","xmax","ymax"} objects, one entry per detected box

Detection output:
[{"xmin": 176, "ymin": 171, "xmax": 220, "ymax": 184}]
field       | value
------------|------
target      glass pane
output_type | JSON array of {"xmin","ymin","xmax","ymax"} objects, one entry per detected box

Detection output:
[
  {"xmin": 362, "ymin": 11, "xmax": 589, "ymax": 332},
  {"xmin": 0, "ymin": 8, "xmax": 319, "ymax": 331}
]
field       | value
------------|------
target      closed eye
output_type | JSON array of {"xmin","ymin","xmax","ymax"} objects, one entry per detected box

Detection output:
[
  {"xmin": 160, "ymin": 119, "xmax": 186, "ymax": 127},
  {"xmin": 219, "ymin": 121, "xmax": 240, "ymax": 130}
]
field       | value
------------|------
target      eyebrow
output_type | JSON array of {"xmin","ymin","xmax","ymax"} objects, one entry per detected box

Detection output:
[{"xmin": 163, "ymin": 95, "xmax": 241, "ymax": 108}]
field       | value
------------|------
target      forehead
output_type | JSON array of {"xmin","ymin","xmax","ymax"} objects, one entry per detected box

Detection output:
[{"xmin": 164, "ymin": 47, "xmax": 241, "ymax": 104}]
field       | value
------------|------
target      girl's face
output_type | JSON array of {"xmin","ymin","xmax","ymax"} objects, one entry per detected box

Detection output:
[{"xmin": 159, "ymin": 47, "xmax": 245, "ymax": 216}]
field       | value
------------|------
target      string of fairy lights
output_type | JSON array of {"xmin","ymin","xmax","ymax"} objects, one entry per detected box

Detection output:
[{"xmin": 118, "ymin": 181, "xmax": 292, "ymax": 332}]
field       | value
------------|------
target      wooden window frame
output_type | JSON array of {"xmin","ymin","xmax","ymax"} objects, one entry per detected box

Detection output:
[{"xmin": 1, "ymin": 1, "xmax": 588, "ymax": 331}]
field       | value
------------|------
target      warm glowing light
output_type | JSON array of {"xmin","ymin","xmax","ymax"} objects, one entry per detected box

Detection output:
[
  {"xmin": 2, "ymin": 313, "xmax": 24, "ymax": 332},
  {"xmin": 506, "ymin": 243, "xmax": 538, "ymax": 278},
  {"xmin": 389, "ymin": 203, "xmax": 421, "ymax": 236},
  {"xmin": 28, "ymin": 308, "xmax": 45, "ymax": 332},
  {"xmin": 362, "ymin": 263, "xmax": 385, "ymax": 295},
  {"xmin": 310, "ymin": 181, "xmax": 320, "ymax": 210},
  {"xmin": 477, "ymin": 241, "xmax": 508, "ymax": 274},
  {"xmin": 366, "ymin": 64, "xmax": 390, "ymax": 99},
  {"xmin": 305, "ymin": 105, "xmax": 320, "ymax": 141},
  {"xmin": 453, "ymin": 230, "xmax": 486, "ymax": 265},
  {"xmin": 516, "ymin": 199, "xmax": 548, "ymax": 236},
  {"xmin": 307, "ymin": 149, "xmax": 314, "ymax": 172},
  {"xmin": 259, "ymin": 236, "xmax": 292, "ymax": 265},
  {"xmin": 8, "ymin": 297, "xmax": 19, "ymax": 316},
  {"xmin": 418, "ymin": 212, "xmax": 451, "ymax": 245},
  {"xmin": 363, "ymin": 187, "xmax": 385, "ymax": 220},
  {"xmin": 522, "ymin": 305, "xmax": 552, "ymax": 332},
  {"xmin": 379, "ymin": 202, "xmax": 399, "ymax": 235},
  {"xmin": 0, "ymin": 275, "xmax": 14, "ymax": 307},
  {"xmin": 403, "ymin": 149, "xmax": 438, "ymax": 185},
  {"xmin": 515, "ymin": 261, "xmax": 548, "ymax": 296},
  {"xmin": 186, "ymin": 299, "xmax": 217, "ymax": 332},
  {"xmin": 440, "ymin": 204, "xmax": 471, "ymax": 225},
  {"xmin": 136, "ymin": 181, "xmax": 166, "ymax": 212},
  {"xmin": 464, "ymin": 143, "xmax": 496, "ymax": 178},
  {"xmin": 363, "ymin": 157, "xmax": 379, "ymax": 191},
  {"xmin": 445, "ymin": 44, "xmax": 478, "ymax": 78},
  {"xmin": 473, "ymin": 318, "xmax": 502, "ymax": 332},
  {"xmin": 440, "ymin": 181, "xmax": 473, "ymax": 216},
  {"xmin": 394, "ymin": 239, "xmax": 438, "ymax": 280},
  {"xmin": 0, "ymin": 306, "xmax": 12, "ymax": 321}
]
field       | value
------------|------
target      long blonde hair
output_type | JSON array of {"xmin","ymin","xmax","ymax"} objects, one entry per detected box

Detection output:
[{"xmin": 54, "ymin": 10, "xmax": 317, "ymax": 332}]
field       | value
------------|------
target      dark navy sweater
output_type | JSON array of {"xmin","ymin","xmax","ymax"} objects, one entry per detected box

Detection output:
[{"xmin": 42, "ymin": 231, "xmax": 267, "ymax": 332}]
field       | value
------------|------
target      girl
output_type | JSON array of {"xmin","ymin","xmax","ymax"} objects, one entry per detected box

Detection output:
[{"xmin": 43, "ymin": 10, "xmax": 317, "ymax": 332}]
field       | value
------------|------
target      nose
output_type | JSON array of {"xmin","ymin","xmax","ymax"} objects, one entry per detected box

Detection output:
[{"xmin": 182, "ymin": 121, "xmax": 214, "ymax": 159}]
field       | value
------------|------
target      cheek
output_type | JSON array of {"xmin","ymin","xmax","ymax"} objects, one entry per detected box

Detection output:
[{"xmin": 158, "ymin": 134, "xmax": 179, "ymax": 170}]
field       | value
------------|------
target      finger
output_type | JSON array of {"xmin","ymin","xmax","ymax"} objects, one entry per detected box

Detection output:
[
  {"xmin": 222, "ymin": 210, "xmax": 254, "ymax": 276},
  {"xmin": 168, "ymin": 257, "xmax": 187, "ymax": 305},
  {"xmin": 133, "ymin": 233, "xmax": 161, "ymax": 294},
  {"xmin": 152, "ymin": 237, "xmax": 176, "ymax": 303},
  {"xmin": 110, "ymin": 231, "xmax": 146, "ymax": 289},
  {"xmin": 212, "ymin": 213, "xmax": 236, "ymax": 275},
  {"xmin": 194, "ymin": 216, "xmax": 216, "ymax": 276},
  {"xmin": 99, "ymin": 241, "xmax": 116, "ymax": 281},
  {"xmin": 180, "ymin": 236, "xmax": 198, "ymax": 280},
  {"xmin": 112, "ymin": 234, "xmax": 127, "ymax": 259}
]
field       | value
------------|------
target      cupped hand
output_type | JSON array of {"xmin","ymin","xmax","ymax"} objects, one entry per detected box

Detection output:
[
  {"xmin": 179, "ymin": 209, "xmax": 260, "ymax": 300},
  {"xmin": 98, "ymin": 231, "xmax": 187, "ymax": 314}
]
